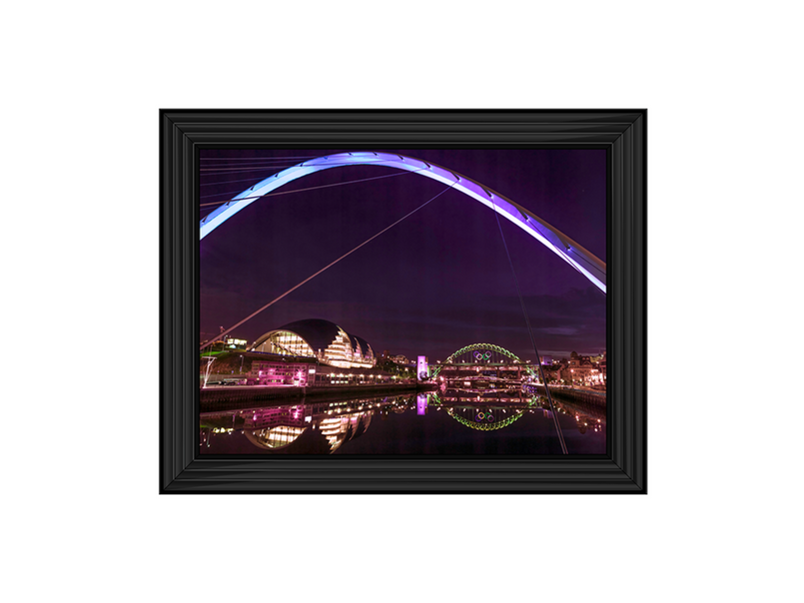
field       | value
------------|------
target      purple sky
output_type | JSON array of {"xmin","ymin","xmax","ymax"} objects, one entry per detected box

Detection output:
[{"xmin": 200, "ymin": 149, "xmax": 607, "ymax": 361}]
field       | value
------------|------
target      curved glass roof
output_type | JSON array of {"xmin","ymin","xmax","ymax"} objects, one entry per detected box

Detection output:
[{"xmin": 251, "ymin": 319, "xmax": 375, "ymax": 368}]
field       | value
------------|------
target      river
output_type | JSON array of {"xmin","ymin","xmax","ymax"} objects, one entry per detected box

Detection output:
[{"xmin": 199, "ymin": 386, "xmax": 605, "ymax": 455}]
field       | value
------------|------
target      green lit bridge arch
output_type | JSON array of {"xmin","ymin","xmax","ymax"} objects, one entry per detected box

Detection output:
[{"xmin": 430, "ymin": 343, "xmax": 537, "ymax": 380}]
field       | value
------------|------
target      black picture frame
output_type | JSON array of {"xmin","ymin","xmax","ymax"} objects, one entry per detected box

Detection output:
[{"xmin": 160, "ymin": 109, "xmax": 646, "ymax": 494}]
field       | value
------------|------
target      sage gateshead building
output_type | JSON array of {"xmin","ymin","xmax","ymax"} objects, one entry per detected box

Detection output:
[{"xmin": 249, "ymin": 319, "xmax": 376, "ymax": 369}]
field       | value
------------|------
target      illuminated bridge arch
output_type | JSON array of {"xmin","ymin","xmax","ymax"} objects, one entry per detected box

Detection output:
[
  {"xmin": 431, "ymin": 343, "xmax": 536, "ymax": 379},
  {"xmin": 200, "ymin": 152, "xmax": 606, "ymax": 293}
]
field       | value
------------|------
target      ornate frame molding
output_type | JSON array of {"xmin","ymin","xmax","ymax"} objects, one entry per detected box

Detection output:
[{"xmin": 160, "ymin": 110, "xmax": 646, "ymax": 493}]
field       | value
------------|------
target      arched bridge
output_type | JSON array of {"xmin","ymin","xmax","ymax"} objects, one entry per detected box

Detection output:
[
  {"xmin": 199, "ymin": 152, "xmax": 606, "ymax": 293},
  {"xmin": 428, "ymin": 343, "xmax": 545, "ymax": 432},
  {"xmin": 431, "ymin": 343, "xmax": 537, "ymax": 380}
]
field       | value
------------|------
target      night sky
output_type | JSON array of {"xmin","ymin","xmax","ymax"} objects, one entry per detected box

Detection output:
[{"xmin": 200, "ymin": 149, "xmax": 607, "ymax": 361}]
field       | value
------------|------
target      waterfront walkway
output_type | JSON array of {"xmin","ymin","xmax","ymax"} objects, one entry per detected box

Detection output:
[{"xmin": 200, "ymin": 382, "xmax": 430, "ymax": 412}]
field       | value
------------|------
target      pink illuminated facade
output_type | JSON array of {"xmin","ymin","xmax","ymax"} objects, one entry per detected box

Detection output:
[{"xmin": 250, "ymin": 360, "xmax": 314, "ymax": 386}]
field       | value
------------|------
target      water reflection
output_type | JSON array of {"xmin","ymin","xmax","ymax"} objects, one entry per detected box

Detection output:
[{"xmin": 200, "ymin": 386, "xmax": 606, "ymax": 455}]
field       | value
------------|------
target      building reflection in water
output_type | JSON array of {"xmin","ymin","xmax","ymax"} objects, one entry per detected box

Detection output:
[
  {"xmin": 241, "ymin": 403, "xmax": 375, "ymax": 452},
  {"xmin": 243, "ymin": 405, "xmax": 308, "ymax": 450},
  {"xmin": 200, "ymin": 385, "xmax": 605, "ymax": 454}
]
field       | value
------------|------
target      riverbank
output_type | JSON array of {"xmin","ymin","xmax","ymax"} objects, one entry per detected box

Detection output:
[
  {"xmin": 527, "ymin": 384, "xmax": 607, "ymax": 407},
  {"xmin": 200, "ymin": 383, "xmax": 432, "ymax": 412}
]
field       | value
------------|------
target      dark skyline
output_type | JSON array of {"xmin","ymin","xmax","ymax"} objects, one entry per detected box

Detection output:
[{"xmin": 200, "ymin": 149, "xmax": 607, "ymax": 360}]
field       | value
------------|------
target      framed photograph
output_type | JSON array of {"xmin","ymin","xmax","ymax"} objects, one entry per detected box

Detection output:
[{"xmin": 160, "ymin": 109, "xmax": 646, "ymax": 493}]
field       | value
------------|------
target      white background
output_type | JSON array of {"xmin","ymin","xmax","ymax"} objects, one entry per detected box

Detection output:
[{"xmin": 3, "ymin": 2, "xmax": 801, "ymax": 601}]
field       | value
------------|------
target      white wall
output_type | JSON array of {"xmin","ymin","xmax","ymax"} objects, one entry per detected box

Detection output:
[{"xmin": 3, "ymin": 2, "xmax": 800, "ymax": 602}]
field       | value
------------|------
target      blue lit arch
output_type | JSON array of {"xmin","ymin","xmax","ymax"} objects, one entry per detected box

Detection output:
[{"xmin": 200, "ymin": 152, "xmax": 606, "ymax": 293}]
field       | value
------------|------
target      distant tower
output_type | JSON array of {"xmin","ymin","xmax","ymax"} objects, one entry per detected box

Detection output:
[{"xmin": 417, "ymin": 356, "xmax": 429, "ymax": 381}]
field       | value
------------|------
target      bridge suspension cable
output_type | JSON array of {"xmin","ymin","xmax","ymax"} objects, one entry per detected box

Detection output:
[
  {"xmin": 199, "ymin": 156, "xmax": 330, "ymax": 171},
  {"xmin": 199, "ymin": 160, "xmax": 400, "ymax": 189},
  {"xmin": 489, "ymin": 196, "xmax": 568, "ymax": 454},
  {"xmin": 200, "ymin": 169, "xmax": 423, "ymax": 206},
  {"xmin": 200, "ymin": 182, "xmax": 456, "ymax": 351},
  {"xmin": 199, "ymin": 159, "xmax": 389, "ymax": 176},
  {"xmin": 201, "ymin": 154, "xmax": 322, "ymax": 162},
  {"xmin": 200, "ymin": 165, "xmax": 314, "ymax": 174}
]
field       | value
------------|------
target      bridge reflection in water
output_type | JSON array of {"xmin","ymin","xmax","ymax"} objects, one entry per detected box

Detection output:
[{"xmin": 200, "ymin": 386, "xmax": 606, "ymax": 455}]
